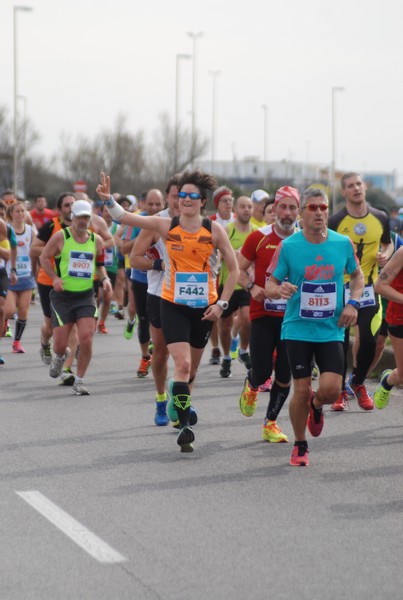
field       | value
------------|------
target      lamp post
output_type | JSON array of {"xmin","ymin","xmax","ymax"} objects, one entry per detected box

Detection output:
[
  {"xmin": 187, "ymin": 31, "xmax": 203, "ymax": 166},
  {"xmin": 174, "ymin": 53, "xmax": 191, "ymax": 172},
  {"xmin": 13, "ymin": 5, "xmax": 32, "ymax": 196},
  {"xmin": 209, "ymin": 70, "xmax": 221, "ymax": 174},
  {"xmin": 17, "ymin": 95, "xmax": 27, "ymax": 198},
  {"xmin": 262, "ymin": 104, "xmax": 268, "ymax": 188},
  {"xmin": 330, "ymin": 86, "xmax": 345, "ymax": 214}
]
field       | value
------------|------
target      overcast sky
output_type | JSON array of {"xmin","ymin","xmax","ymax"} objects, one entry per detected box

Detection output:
[{"xmin": 1, "ymin": 0, "xmax": 402, "ymax": 181}]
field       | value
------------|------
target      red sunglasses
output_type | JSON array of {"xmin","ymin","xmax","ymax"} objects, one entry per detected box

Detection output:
[{"xmin": 305, "ymin": 203, "xmax": 328, "ymax": 212}]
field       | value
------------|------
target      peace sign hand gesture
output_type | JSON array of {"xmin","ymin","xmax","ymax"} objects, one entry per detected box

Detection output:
[{"xmin": 96, "ymin": 172, "xmax": 111, "ymax": 202}]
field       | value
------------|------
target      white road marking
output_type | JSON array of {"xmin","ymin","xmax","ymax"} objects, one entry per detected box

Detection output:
[{"xmin": 16, "ymin": 490, "xmax": 127, "ymax": 564}]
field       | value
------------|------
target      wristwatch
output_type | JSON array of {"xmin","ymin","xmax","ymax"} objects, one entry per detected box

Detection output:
[
  {"xmin": 217, "ymin": 300, "xmax": 229, "ymax": 311},
  {"xmin": 246, "ymin": 281, "xmax": 255, "ymax": 291},
  {"xmin": 347, "ymin": 299, "xmax": 360, "ymax": 310}
]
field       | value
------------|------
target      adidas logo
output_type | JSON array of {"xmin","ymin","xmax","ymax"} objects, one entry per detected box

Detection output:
[
  {"xmin": 316, "ymin": 255, "xmax": 323, "ymax": 261},
  {"xmin": 186, "ymin": 274, "xmax": 198, "ymax": 282},
  {"xmin": 78, "ymin": 253, "xmax": 87, "ymax": 259},
  {"xmin": 314, "ymin": 285, "xmax": 325, "ymax": 293}
]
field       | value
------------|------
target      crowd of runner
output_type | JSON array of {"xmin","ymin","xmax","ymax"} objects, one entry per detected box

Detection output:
[{"xmin": 1, "ymin": 170, "xmax": 402, "ymax": 465}]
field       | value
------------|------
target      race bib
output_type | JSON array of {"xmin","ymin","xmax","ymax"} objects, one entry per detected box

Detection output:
[
  {"xmin": 174, "ymin": 272, "xmax": 208, "ymax": 307},
  {"xmin": 104, "ymin": 247, "xmax": 114, "ymax": 267},
  {"xmin": 68, "ymin": 251, "xmax": 94, "ymax": 279},
  {"xmin": 300, "ymin": 281, "xmax": 336, "ymax": 319},
  {"xmin": 264, "ymin": 275, "xmax": 287, "ymax": 312},
  {"xmin": 344, "ymin": 283, "xmax": 376, "ymax": 307},
  {"xmin": 16, "ymin": 255, "xmax": 30, "ymax": 277}
]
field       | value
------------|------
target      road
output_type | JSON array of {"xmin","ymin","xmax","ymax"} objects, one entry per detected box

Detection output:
[{"xmin": 1, "ymin": 303, "xmax": 402, "ymax": 599}]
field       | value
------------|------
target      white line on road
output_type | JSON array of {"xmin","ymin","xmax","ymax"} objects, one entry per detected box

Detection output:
[{"xmin": 16, "ymin": 490, "xmax": 127, "ymax": 564}]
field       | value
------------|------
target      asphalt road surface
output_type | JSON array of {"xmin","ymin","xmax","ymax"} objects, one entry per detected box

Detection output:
[{"xmin": 1, "ymin": 303, "xmax": 402, "ymax": 599}]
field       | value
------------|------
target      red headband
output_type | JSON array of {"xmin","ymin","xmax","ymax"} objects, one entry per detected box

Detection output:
[{"xmin": 213, "ymin": 186, "xmax": 232, "ymax": 208}]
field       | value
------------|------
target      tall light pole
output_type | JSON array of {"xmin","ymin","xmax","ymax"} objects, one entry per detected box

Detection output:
[
  {"xmin": 13, "ymin": 5, "xmax": 32, "ymax": 196},
  {"xmin": 174, "ymin": 53, "xmax": 191, "ymax": 172},
  {"xmin": 209, "ymin": 70, "xmax": 221, "ymax": 174},
  {"xmin": 330, "ymin": 86, "xmax": 345, "ymax": 214},
  {"xmin": 187, "ymin": 31, "xmax": 203, "ymax": 166},
  {"xmin": 261, "ymin": 104, "xmax": 268, "ymax": 188},
  {"xmin": 17, "ymin": 95, "xmax": 27, "ymax": 198}
]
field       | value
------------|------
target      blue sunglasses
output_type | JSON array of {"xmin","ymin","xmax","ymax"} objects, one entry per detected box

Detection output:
[{"xmin": 178, "ymin": 191, "xmax": 202, "ymax": 200}]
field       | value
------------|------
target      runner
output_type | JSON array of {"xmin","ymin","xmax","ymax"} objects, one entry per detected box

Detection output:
[
  {"xmin": 266, "ymin": 188, "xmax": 364, "ymax": 466},
  {"xmin": 373, "ymin": 246, "xmax": 403, "ymax": 408},
  {"xmin": 238, "ymin": 186, "xmax": 300, "ymax": 443},
  {"xmin": 328, "ymin": 172, "xmax": 392, "ymax": 410},
  {"xmin": 39, "ymin": 200, "xmax": 113, "ymax": 395},
  {"xmin": 4, "ymin": 201, "xmax": 37, "ymax": 353},
  {"xmin": 218, "ymin": 195, "xmax": 255, "ymax": 378},
  {"xmin": 97, "ymin": 170, "xmax": 239, "ymax": 452}
]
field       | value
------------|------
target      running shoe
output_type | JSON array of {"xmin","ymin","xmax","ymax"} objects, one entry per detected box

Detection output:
[
  {"xmin": 137, "ymin": 356, "xmax": 151, "ymax": 378},
  {"xmin": 39, "ymin": 343, "xmax": 52, "ymax": 365},
  {"xmin": 72, "ymin": 381, "xmax": 90, "ymax": 395},
  {"xmin": 0, "ymin": 355, "xmax": 4, "ymax": 365},
  {"xmin": 262, "ymin": 420, "xmax": 288, "ymax": 443},
  {"xmin": 290, "ymin": 444, "xmax": 309, "ymax": 466},
  {"xmin": 167, "ymin": 379, "xmax": 198, "ymax": 427},
  {"xmin": 219, "ymin": 358, "xmax": 232, "ymax": 378},
  {"xmin": 5, "ymin": 324, "xmax": 12, "ymax": 337},
  {"xmin": 59, "ymin": 368, "xmax": 75, "ymax": 386},
  {"xmin": 307, "ymin": 392, "xmax": 324, "ymax": 437},
  {"xmin": 238, "ymin": 351, "xmax": 252, "ymax": 370},
  {"xmin": 259, "ymin": 377, "xmax": 272, "ymax": 392},
  {"xmin": 12, "ymin": 340, "xmax": 25, "ymax": 353},
  {"xmin": 331, "ymin": 389, "xmax": 349, "ymax": 411},
  {"xmin": 124, "ymin": 320, "xmax": 136, "ymax": 340},
  {"xmin": 345, "ymin": 373, "xmax": 354, "ymax": 396},
  {"xmin": 230, "ymin": 336, "xmax": 239, "ymax": 360},
  {"xmin": 209, "ymin": 347, "xmax": 221, "ymax": 365},
  {"xmin": 154, "ymin": 400, "xmax": 169, "ymax": 426},
  {"xmin": 352, "ymin": 382, "xmax": 374, "ymax": 410},
  {"xmin": 374, "ymin": 369, "xmax": 393, "ymax": 410},
  {"xmin": 239, "ymin": 377, "xmax": 258, "ymax": 417},
  {"xmin": 49, "ymin": 352, "xmax": 68, "ymax": 378},
  {"xmin": 97, "ymin": 322, "xmax": 108, "ymax": 334},
  {"xmin": 177, "ymin": 425, "xmax": 194, "ymax": 453},
  {"xmin": 114, "ymin": 309, "xmax": 124, "ymax": 320}
]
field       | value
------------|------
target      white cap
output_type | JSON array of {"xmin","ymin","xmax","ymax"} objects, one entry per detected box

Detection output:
[
  {"xmin": 251, "ymin": 189, "xmax": 270, "ymax": 203},
  {"xmin": 71, "ymin": 200, "xmax": 92, "ymax": 217}
]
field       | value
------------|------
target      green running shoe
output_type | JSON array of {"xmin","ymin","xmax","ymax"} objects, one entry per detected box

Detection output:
[{"xmin": 374, "ymin": 369, "xmax": 393, "ymax": 409}]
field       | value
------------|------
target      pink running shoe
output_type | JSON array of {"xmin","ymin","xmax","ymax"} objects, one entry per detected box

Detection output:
[
  {"xmin": 259, "ymin": 377, "xmax": 272, "ymax": 392},
  {"xmin": 307, "ymin": 392, "xmax": 324, "ymax": 437},
  {"xmin": 12, "ymin": 340, "xmax": 25, "ymax": 354},
  {"xmin": 290, "ymin": 444, "xmax": 309, "ymax": 466}
]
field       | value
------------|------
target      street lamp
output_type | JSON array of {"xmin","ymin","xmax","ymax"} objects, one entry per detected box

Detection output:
[
  {"xmin": 187, "ymin": 31, "xmax": 203, "ymax": 165},
  {"xmin": 17, "ymin": 95, "xmax": 27, "ymax": 198},
  {"xmin": 209, "ymin": 70, "xmax": 221, "ymax": 174},
  {"xmin": 330, "ymin": 86, "xmax": 345, "ymax": 214},
  {"xmin": 13, "ymin": 5, "xmax": 32, "ymax": 196},
  {"xmin": 261, "ymin": 104, "xmax": 268, "ymax": 188},
  {"xmin": 174, "ymin": 53, "xmax": 191, "ymax": 172}
]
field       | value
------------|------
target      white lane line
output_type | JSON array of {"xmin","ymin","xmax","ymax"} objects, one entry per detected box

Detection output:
[{"xmin": 16, "ymin": 490, "xmax": 127, "ymax": 564}]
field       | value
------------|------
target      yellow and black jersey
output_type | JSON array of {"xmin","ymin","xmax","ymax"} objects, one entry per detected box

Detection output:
[{"xmin": 328, "ymin": 206, "xmax": 390, "ymax": 284}]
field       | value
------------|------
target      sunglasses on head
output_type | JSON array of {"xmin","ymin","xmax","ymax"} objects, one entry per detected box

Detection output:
[
  {"xmin": 177, "ymin": 191, "xmax": 202, "ymax": 200},
  {"xmin": 305, "ymin": 203, "xmax": 328, "ymax": 212}
]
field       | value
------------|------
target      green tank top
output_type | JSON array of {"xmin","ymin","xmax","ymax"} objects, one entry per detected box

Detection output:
[
  {"xmin": 219, "ymin": 222, "xmax": 256, "ymax": 289},
  {"xmin": 55, "ymin": 227, "xmax": 96, "ymax": 292}
]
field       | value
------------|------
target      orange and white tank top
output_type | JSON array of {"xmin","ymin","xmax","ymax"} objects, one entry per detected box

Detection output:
[{"xmin": 162, "ymin": 217, "xmax": 218, "ymax": 308}]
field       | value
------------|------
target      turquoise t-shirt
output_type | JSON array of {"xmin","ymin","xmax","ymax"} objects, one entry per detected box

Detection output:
[{"xmin": 270, "ymin": 229, "xmax": 359, "ymax": 342}]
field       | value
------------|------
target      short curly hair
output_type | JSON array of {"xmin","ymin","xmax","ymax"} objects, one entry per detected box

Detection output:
[{"xmin": 178, "ymin": 170, "xmax": 217, "ymax": 200}]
